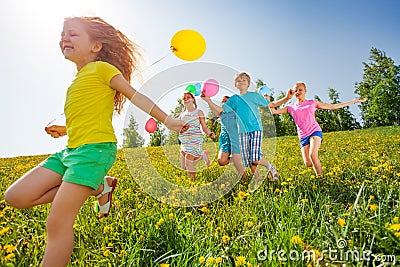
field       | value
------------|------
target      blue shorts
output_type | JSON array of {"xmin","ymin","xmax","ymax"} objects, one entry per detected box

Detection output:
[
  {"xmin": 239, "ymin": 130, "xmax": 263, "ymax": 167},
  {"xmin": 300, "ymin": 131, "xmax": 323, "ymax": 148},
  {"xmin": 40, "ymin": 142, "xmax": 117, "ymax": 190},
  {"xmin": 219, "ymin": 111, "xmax": 240, "ymax": 154}
]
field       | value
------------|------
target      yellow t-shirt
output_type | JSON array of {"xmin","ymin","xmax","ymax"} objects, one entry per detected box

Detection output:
[{"xmin": 64, "ymin": 61, "xmax": 121, "ymax": 148}]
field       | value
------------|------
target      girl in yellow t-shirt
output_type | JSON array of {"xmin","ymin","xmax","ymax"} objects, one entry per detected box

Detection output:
[{"xmin": 4, "ymin": 16, "xmax": 188, "ymax": 267}]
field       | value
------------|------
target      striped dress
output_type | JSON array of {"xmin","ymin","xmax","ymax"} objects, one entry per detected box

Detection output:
[{"xmin": 178, "ymin": 109, "xmax": 203, "ymax": 157}]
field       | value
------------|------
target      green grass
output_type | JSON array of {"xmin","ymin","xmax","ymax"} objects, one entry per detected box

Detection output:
[{"xmin": 1, "ymin": 126, "xmax": 399, "ymax": 266}]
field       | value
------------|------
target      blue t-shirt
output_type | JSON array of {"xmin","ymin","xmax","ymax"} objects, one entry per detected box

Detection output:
[{"xmin": 222, "ymin": 92, "xmax": 270, "ymax": 133}]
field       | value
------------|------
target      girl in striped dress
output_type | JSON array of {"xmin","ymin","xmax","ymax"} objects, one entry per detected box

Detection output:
[{"xmin": 178, "ymin": 92, "xmax": 216, "ymax": 179}]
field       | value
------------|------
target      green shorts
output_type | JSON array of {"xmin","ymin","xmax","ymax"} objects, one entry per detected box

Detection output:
[{"xmin": 40, "ymin": 142, "xmax": 117, "ymax": 190}]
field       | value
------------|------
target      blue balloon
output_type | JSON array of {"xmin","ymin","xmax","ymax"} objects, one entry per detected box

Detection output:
[
  {"xmin": 194, "ymin": 83, "xmax": 202, "ymax": 96},
  {"xmin": 258, "ymin": 85, "xmax": 271, "ymax": 97}
]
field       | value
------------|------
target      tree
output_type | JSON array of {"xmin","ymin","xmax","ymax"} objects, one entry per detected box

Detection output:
[
  {"xmin": 327, "ymin": 88, "xmax": 360, "ymax": 131},
  {"xmin": 255, "ymin": 79, "xmax": 276, "ymax": 137},
  {"xmin": 122, "ymin": 114, "xmax": 145, "ymax": 148},
  {"xmin": 354, "ymin": 47, "xmax": 400, "ymax": 127},
  {"xmin": 149, "ymin": 121, "xmax": 166, "ymax": 146},
  {"xmin": 314, "ymin": 89, "xmax": 360, "ymax": 132}
]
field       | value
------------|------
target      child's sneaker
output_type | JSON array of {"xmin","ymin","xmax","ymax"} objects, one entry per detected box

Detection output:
[
  {"xmin": 267, "ymin": 163, "xmax": 279, "ymax": 182},
  {"xmin": 203, "ymin": 150, "xmax": 210, "ymax": 166}
]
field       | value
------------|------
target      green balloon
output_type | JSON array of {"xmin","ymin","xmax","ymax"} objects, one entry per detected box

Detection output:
[{"xmin": 185, "ymin": 84, "xmax": 197, "ymax": 95}]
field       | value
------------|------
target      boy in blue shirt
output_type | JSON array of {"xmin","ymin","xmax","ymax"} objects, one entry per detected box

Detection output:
[{"xmin": 202, "ymin": 72, "xmax": 293, "ymax": 181}]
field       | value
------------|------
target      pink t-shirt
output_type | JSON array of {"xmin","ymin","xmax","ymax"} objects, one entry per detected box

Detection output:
[{"xmin": 287, "ymin": 100, "xmax": 322, "ymax": 139}]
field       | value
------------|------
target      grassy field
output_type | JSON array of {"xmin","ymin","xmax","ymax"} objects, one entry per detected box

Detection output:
[{"xmin": 1, "ymin": 126, "xmax": 399, "ymax": 266}]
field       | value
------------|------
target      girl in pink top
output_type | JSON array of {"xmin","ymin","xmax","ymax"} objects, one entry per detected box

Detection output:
[{"xmin": 271, "ymin": 82, "xmax": 367, "ymax": 176}]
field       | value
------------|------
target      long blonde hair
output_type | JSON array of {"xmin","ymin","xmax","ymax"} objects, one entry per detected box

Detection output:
[{"xmin": 67, "ymin": 16, "xmax": 143, "ymax": 114}]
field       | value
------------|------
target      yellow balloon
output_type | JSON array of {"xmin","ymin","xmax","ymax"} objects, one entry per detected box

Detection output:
[{"xmin": 170, "ymin": 29, "xmax": 206, "ymax": 61}]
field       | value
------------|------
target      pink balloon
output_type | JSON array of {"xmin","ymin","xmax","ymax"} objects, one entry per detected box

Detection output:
[
  {"xmin": 145, "ymin": 118, "xmax": 157, "ymax": 133},
  {"xmin": 203, "ymin": 79, "xmax": 219, "ymax": 97}
]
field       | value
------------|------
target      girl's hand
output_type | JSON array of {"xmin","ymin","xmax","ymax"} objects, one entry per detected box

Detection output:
[
  {"xmin": 200, "ymin": 92, "xmax": 210, "ymax": 101},
  {"xmin": 209, "ymin": 132, "xmax": 216, "ymax": 139},
  {"xmin": 286, "ymin": 88, "xmax": 295, "ymax": 99},
  {"xmin": 45, "ymin": 125, "xmax": 67, "ymax": 138},
  {"xmin": 164, "ymin": 117, "xmax": 189, "ymax": 133}
]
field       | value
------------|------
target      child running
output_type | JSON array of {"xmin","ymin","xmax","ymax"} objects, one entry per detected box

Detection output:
[
  {"xmin": 202, "ymin": 72, "xmax": 293, "ymax": 181},
  {"xmin": 4, "ymin": 16, "xmax": 187, "ymax": 267},
  {"xmin": 216, "ymin": 96, "xmax": 246, "ymax": 177},
  {"xmin": 270, "ymin": 81, "xmax": 367, "ymax": 176},
  {"xmin": 178, "ymin": 91, "xmax": 216, "ymax": 180}
]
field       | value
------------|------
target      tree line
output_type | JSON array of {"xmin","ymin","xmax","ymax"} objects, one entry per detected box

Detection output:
[{"xmin": 123, "ymin": 47, "xmax": 400, "ymax": 147}]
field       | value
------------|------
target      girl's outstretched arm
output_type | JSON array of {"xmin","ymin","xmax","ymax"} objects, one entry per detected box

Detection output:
[
  {"xmin": 270, "ymin": 106, "xmax": 288, "ymax": 115},
  {"xmin": 317, "ymin": 98, "xmax": 367, "ymax": 110},
  {"xmin": 200, "ymin": 94, "xmax": 224, "ymax": 116},
  {"xmin": 111, "ymin": 74, "xmax": 188, "ymax": 133},
  {"xmin": 198, "ymin": 109, "xmax": 216, "ymax": 139},
  {"xmin": 269, "ymin": 89, "xmax": 294, "ymax": 108}
]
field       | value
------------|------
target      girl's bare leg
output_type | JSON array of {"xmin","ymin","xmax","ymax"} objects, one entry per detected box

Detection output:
[
  {"xmin": 231, "ymin": 153, "xmax": 246, "ymax": 178},
  {"xmin": 185, "ymin": 154, "xmax": 201, "ymax": 179},
  {"xmin": 41, "ymin": 182, "xmax": 92, "ymax": 267},
  {"xmin": 309, "ymin": 136, "xmax": 323, "ymax": 176},
  {"xmin": 5, "ymin": 166, "xmax": 63, "ymax": 208}
]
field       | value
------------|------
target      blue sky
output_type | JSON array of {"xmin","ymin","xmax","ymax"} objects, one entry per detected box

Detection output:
[{"xmin": 0, "ymin": 0, "xmax": 399, "ymax": 158}]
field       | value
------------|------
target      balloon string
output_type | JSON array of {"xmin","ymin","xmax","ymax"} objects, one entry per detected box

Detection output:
[
  {"xmin": 47, "ymin": 113, "xmax": 65, "ymax": 126},
  {"xmin": 148, "ymin": 49, "xmax": 175, "ymax": 67}
]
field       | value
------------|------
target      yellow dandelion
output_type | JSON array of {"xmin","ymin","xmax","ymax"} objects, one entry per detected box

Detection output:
[
  {"xmin": 245, "ymin": 221, "xmax": 254, "ymax": 227},
  {"xmin": 3, "ymin": 253, "xmax": 15, "ymax": 261},
  {"xmin": 0, "ymin": 227, "xmax": 11, "ymax": 235},
  {"xmin": 394, "ymin": 217, "xmax": 399, "ymax": 223},
  {"xmin": 168, "ymin": 213, "xmax": 174, "ymax": 220},
  {"xmin": 200, "ymin": 206, "xmax": 209, "ymax": 213},
  {"xmin": 368, "ymin": 204, "xmax": 379, "ymax": 211},
  {"xmin": 291, "ymin": 235, "xmax": 303, "ymax": 245},
  {"xmin": 185, "ymin": 211, "xmax": 192, "ymax": 217},
  {"xmin": 301, "ymin": 198, "xmax": 309, "ymax": 203},
  {"xmin": 369, "ymin": 195, "xmax": 375, "ymax": 200},
  {"xmin": 103, "ymin": 249, "xmax": 111, "ymax": 256},
  {"xmin": 338, "ymin": 218, "xmax": 346, "ymax": 227},
  {"xmin": 238, "ymin": 191, "xmax": 246, "ymax": 199},
  {"xmin": 235, "ymin": 255, "xmax": 247, "ymax": 266},
  {"xmin": 119, "ymin": 250, "xmax": 126, "ymax": 256},
  {"xmin": 388, "ymin": 223, "xmax": 400, "ymax": 231},
  {"xmin": 156, "ymin": 218, "xmax": 165, "ymax": 229},
  {"xmin": 395, "ymin": 232, "xmax": 400, "ymax": 238},
  {"xmin": 206, "ymin": 257, "xmax": 215, "ymax": 265},
  {"xmin": 103, "ymin": 226, "xmax": 110, "ymax": 233},
  {"xmin": 222, "ymin": 235, "xmax": 230, "ymax": 245},
  {"xmin": 199, "ymin": 256, "xmax": 206, "ymax": 263},
  {"xmin": 215, "ymin": 257, "xmax": 222, "ymax": 263},
  {"xmin": 4, "ymin": 245, "xmax": 16, "ymax": 254},
  {"xmin": 160, "ymin": 264, "xmax": 170, "ymax": 267}
]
